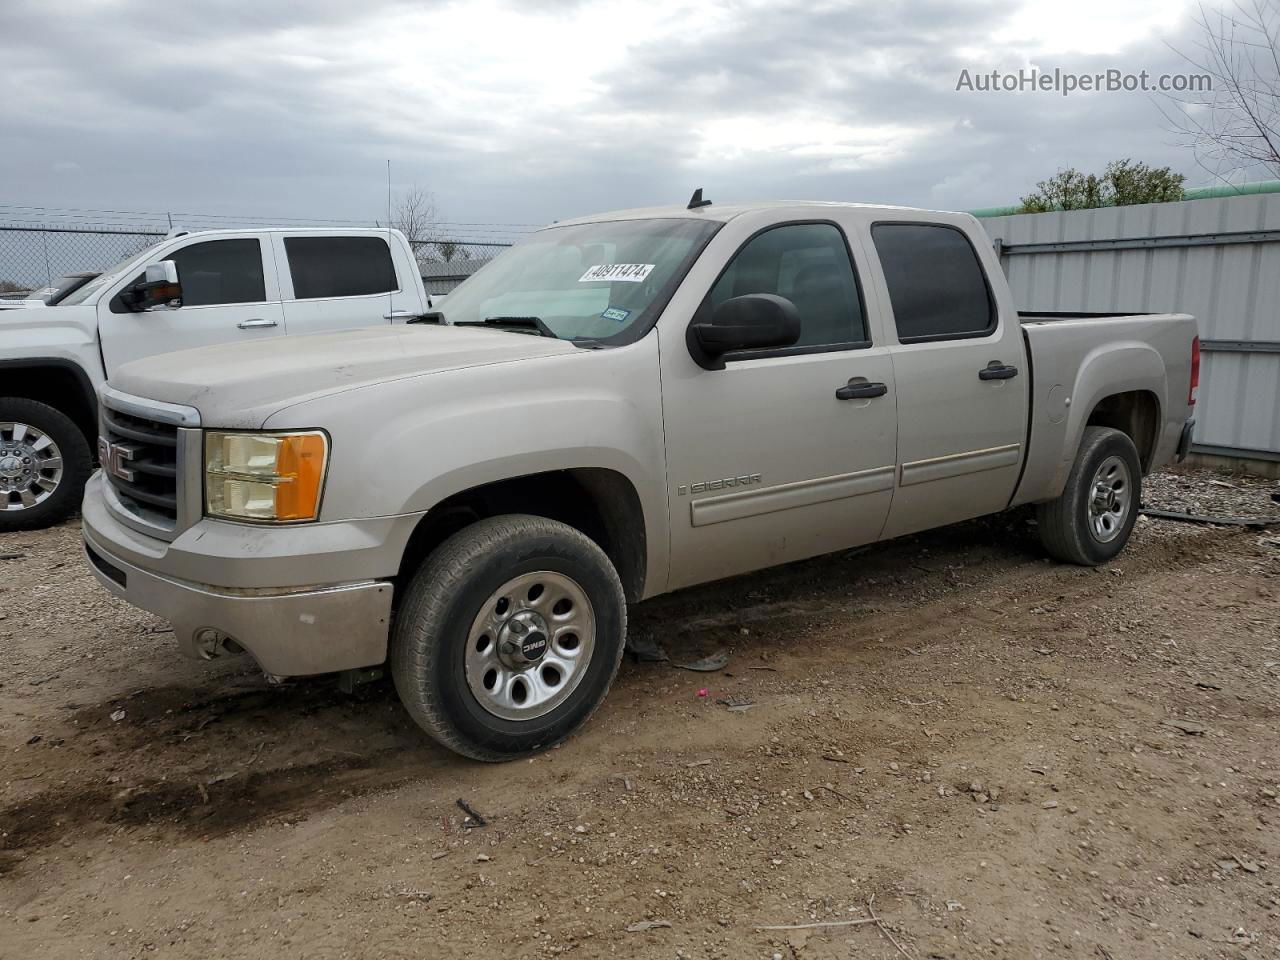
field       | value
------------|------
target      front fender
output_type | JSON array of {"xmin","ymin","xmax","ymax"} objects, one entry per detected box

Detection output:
[{"xmin": 264, "ymin": 338, "xmax": 670, "ymax": 595}]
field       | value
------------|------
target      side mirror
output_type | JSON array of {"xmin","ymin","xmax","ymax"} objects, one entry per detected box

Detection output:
[
  {"xmin": 688, "ymin": 293, "xmax": 800, "ymax": 369},
  {"xmin": 124, "ymin": 260, "xmax": 182, "ymax": 312}
]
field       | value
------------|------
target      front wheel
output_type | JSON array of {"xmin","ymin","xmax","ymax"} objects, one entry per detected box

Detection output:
[
  {"xmin": 0, "ymin": 398, "xmax": 92, "ymax": 532},
  {"xmin": 391, "ymin": 515, "xmax": 626, "ymax": 761},
  {"xmin": 1036, "ymin": 426, "xmax": 1142, "ymax": 566}
]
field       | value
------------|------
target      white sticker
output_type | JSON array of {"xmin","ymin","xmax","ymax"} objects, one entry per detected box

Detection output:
[{"xmin": 579, "ymin": 263, "xmax": 655, "ymax": 283}]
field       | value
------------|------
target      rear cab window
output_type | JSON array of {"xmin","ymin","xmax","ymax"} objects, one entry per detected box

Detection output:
[
  {"xmin": 870, "ymin": 222, "xmax": 995, "ymax": 343},
  {"xmin": 284, "ymin": 236, "xmax": 398, "ymax": 299}
]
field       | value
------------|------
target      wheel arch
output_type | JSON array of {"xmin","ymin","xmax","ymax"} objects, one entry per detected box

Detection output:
[
  {"xmin": 396, "ymin": 467, "xmax": 649, "ymax": 604},
  {"xmin": 0, "ymin": 358, "xmax": 98, "ymax": 445},
  {"xmin": 1084, "ymin": 389, "xmax": 1161, "ymax": 471}
]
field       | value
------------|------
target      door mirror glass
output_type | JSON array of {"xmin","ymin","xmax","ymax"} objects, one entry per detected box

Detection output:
[
  {"xmin": 123, "ymin": 260, "xmax": 183, "ymax": 312},
  {"xmin": 689, "ymin": 293, "xmax": 800, "ymax": 369}
]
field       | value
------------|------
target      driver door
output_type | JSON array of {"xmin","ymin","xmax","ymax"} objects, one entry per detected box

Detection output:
[
  {"xmin": 659, "ymin": 217, "xmax": 898, "ymax": 591},
  {"xmin": 97, "ymin": 235, "xmax": 286, "ymax": 371}
]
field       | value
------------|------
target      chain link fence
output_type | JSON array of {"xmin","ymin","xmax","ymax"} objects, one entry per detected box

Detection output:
[{"xmin": 0, "ymin": 224, "xmax": 512, "ymax": 298}]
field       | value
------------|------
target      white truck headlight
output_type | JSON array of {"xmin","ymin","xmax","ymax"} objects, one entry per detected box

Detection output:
[{"xmin": 204, "ymin": 431, "xmax": 329, "ymax": 523}]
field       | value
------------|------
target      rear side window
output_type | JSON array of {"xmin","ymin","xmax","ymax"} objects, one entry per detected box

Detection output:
[
  {"xmin": 285, "ymin": 236, "xmax": 397, "ymax": 299},
  {"xmin": 871, "ymin": 223, "xmax": 994, "ymax": 342},
  {"xmin": 708, "ymin": 222, "xmax": 866, "ymax": 349}
]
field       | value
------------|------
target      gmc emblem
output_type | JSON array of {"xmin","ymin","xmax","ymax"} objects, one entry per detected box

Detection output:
[{"xmin": 98, "ymin": 437, "xmax": 139, "ymax": 483}]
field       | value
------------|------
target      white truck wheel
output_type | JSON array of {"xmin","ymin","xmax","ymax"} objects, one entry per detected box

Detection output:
[{"xmin": 0, "ymin": 398, "xmax": 92, "ymax": 532}]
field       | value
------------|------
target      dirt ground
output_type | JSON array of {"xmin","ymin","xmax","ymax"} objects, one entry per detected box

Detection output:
[{"xmin": 2, "ymin": 468, "xmax": 1279, "ymax": 960}]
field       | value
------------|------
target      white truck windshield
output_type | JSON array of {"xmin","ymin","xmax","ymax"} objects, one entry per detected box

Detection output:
[
  {"xmin": 439, "ymin": 218, "xmax": 719, "ymax": 343},
  {"xmin": 57, "ymin": 245, "xmax": 161, "ymax": 307}
]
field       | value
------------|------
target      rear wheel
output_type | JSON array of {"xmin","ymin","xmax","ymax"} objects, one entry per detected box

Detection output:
[
  {"xmin": 1036, "ymin": 426, "xmax": 1141, "ymax": 566},
  {"xmin": 0, "ymin": 398, "xmax": 91, "ymax": 532},
  {"xmin": 391, "ymin": 515, "xmax": 626, "ymax": 761}
]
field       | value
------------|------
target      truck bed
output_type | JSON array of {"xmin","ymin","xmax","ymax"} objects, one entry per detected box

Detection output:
[
  {"xmin": 1011, "ymin": 310, "xmax": 1198, "ymax": 508},
  {"xmin": 1019, "ymin": 311, "xmax": 1153, "ymax": 323}
]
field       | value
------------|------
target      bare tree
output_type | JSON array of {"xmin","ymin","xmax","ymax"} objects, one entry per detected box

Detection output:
[
  {"xmin": 390, "ymin": 187, "xmax": 439, "ymax": 244},
  {"xmin": 1161, "ymin": 0, "xmax": 1280, "ymax": 181},
  {"xmin": 388, "ymin": 186, "xmax": 444, "ymax": 271}
]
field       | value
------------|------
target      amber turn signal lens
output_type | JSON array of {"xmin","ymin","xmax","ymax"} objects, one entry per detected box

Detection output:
[{"xmin": 273, "ymin": 433, "xmax": 327, "ymax": 521}]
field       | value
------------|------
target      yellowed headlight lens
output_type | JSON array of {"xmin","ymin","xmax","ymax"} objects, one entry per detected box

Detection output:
[{"xmin": 205, "ymin": 431, "xmax": 328, "ymax": 522}]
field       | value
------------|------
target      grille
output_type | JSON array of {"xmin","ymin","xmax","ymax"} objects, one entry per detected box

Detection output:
[{"xmin": 101, "ymin": 407, "xmax": 179, "ymax": 525}]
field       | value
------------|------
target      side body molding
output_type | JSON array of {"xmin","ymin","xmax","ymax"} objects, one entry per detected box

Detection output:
[{"xmin": 689, "ymin": 465, "xmax": 896, "ymax": 527}]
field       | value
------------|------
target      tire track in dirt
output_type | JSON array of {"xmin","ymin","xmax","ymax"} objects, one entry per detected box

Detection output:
[{"xmin": 0, "ymin": 515, "xmax": 1253, "ymax": 875}]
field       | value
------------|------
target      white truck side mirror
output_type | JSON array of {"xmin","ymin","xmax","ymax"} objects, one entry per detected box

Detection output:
[{"xmin": 128, "ymin": 260, "xmax": 183, "ymax": 312}]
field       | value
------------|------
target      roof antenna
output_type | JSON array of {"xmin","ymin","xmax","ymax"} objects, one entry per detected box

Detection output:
[
  {"xmin": 386, "ymin": 159, "xmax": 394, "ymax": 322},
  {"xmin": 687, "ymin": 187, "xmax": 712, "ymax": 209}
]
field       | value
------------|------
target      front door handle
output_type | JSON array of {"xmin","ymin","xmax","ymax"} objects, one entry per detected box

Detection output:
[
  {"xmin": 979, "ymin": 361, "xmax": 1019, "ymax": 380},
  {"xmin": 383, "ymin": 309, "xmax": 414, "ymax": 320},
  {"xmin": 237, "ymin": 318, "xmax": 278, "ymax": 330},
  {"xmin": 835, "ymin": 381, "xmax": 888, "ymax": 400}
]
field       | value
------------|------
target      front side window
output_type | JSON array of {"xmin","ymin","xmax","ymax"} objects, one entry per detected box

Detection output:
[
  {"xmin": 111, "ymin": 239, "xmax": 266, "ymax": 312},
  {"xmin": 285, "ymin": 236, "xmax": 397, "ymax": 299},
  {"xmin": 706, "ymin": 222, "xmax": 866, "ymax": 350},
  {"xmin": 871, "ymin": 223, "xmax": 994, "ymax": 342},
  {"xmin": 170, "ymin": 239, "xmax": 266, "ymax": 306},
  {"xmin": 440, "ymin": 218, "xmax": 719, "ymax": 343}
]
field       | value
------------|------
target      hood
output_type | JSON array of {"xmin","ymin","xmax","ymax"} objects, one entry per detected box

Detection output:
[{"xmin": 109, "ymin": 325, "xmax": 580, "ymax": 428}]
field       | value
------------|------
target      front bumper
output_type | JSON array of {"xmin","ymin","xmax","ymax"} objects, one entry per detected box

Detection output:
[{"xmin": 82, "ymin": 472, "xmax": 410, "ymax": 676}]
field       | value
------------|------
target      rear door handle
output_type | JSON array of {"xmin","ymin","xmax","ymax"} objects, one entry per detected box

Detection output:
[
  {"xmin": 979, "ymin": 361, "xmax": 1018, "ymax": 380},
  {"xmin": 237, "ymin": 318, "xmax": 278, "ymax": 330},
  {"xmin": 835, "ymin": 381, "xmax": 888, "ymax": 400}
]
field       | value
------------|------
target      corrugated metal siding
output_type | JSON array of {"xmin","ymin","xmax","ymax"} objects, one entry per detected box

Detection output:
[{"xmin": 980, "ymin": 193, "xmax": 1280, "ymax": 459}]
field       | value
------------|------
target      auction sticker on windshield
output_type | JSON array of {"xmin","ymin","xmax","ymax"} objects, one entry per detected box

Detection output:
[{"xmin": 579, "ymin": 264, "xmax": 655, "ymax": 283}]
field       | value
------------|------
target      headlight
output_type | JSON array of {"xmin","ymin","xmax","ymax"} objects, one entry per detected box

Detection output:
[{"xmin": 204, "ymin": 431, "xmax": 329, "ymax": 523}]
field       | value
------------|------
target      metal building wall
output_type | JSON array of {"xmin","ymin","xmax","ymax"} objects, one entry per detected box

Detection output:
[{"xmin": 979, "ymin": 194, "xmax": 1280, "ymax": 461}]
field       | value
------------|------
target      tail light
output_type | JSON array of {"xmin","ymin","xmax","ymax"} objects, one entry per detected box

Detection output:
[{"xmin": 1188, "ymin": 336, "xmax": 1200, "ymax": 405}]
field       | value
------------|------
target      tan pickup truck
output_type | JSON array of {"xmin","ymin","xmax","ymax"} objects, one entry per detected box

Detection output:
[{"xmin": 81, "ymin": 199, "xmax": 1199, "ymax": 760}]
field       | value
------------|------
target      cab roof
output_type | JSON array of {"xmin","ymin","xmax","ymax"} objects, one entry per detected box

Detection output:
[{"xmin": 551, "ymin": 200, "xmax": 951, "ymax": 228}]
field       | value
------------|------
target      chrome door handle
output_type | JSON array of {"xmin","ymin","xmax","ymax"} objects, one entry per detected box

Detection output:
[
  {"xmin": 237, "ymin": 318, "xmax": 278, "ymax": 330},
  {"xmin": 383, "ymin": 309, "xmax": 413, "ymax": 320}
]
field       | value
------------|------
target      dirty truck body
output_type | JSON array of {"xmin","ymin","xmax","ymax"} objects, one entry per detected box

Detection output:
[{"xmin": 82, "ymin": 201, "xmax": 1198, "ymax": 760}]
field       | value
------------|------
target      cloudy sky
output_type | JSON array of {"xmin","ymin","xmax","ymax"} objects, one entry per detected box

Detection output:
[{"xmin": 1, "ymin": 0, "xmax": 1221, "ymax": 238}]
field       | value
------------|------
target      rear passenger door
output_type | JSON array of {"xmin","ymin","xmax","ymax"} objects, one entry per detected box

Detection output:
[
  {"xmin": 273, "ymin": 234, "xmax": 409, "ymax": 334},
  {"xmin": 868, "ymin": 220, "xmax": 1029, "ymax": 539}
]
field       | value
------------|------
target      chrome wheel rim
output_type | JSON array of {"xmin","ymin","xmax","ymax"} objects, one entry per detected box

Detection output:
[
  {"xmin": 0, "ymin": 422, "xmax": 63, "ymax": 512},
  {"xmin": 1087, "ymin": 455, "xmax": 1131, "ymax": 543},
  {"xmin": 464, "ymin": 571, "xmax": 596, "ymax": 721}
]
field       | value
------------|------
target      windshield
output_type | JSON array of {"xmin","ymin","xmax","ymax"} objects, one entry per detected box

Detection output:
[
  {"xmin": 440, "ymin": 218, "xmax": 720, "ymax": 343},
  {"xmin": 44, "ymin": 273, "xmax": 100, "ymax": 305},
  {"xmin": 58, "ymin": 244, "xmax": 161, "ymax": 306}
]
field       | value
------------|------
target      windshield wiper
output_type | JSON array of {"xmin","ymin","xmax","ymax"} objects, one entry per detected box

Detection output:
[{"xmin": 454, "ymin": 316, "xmax": 558, "ymax": 338}]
